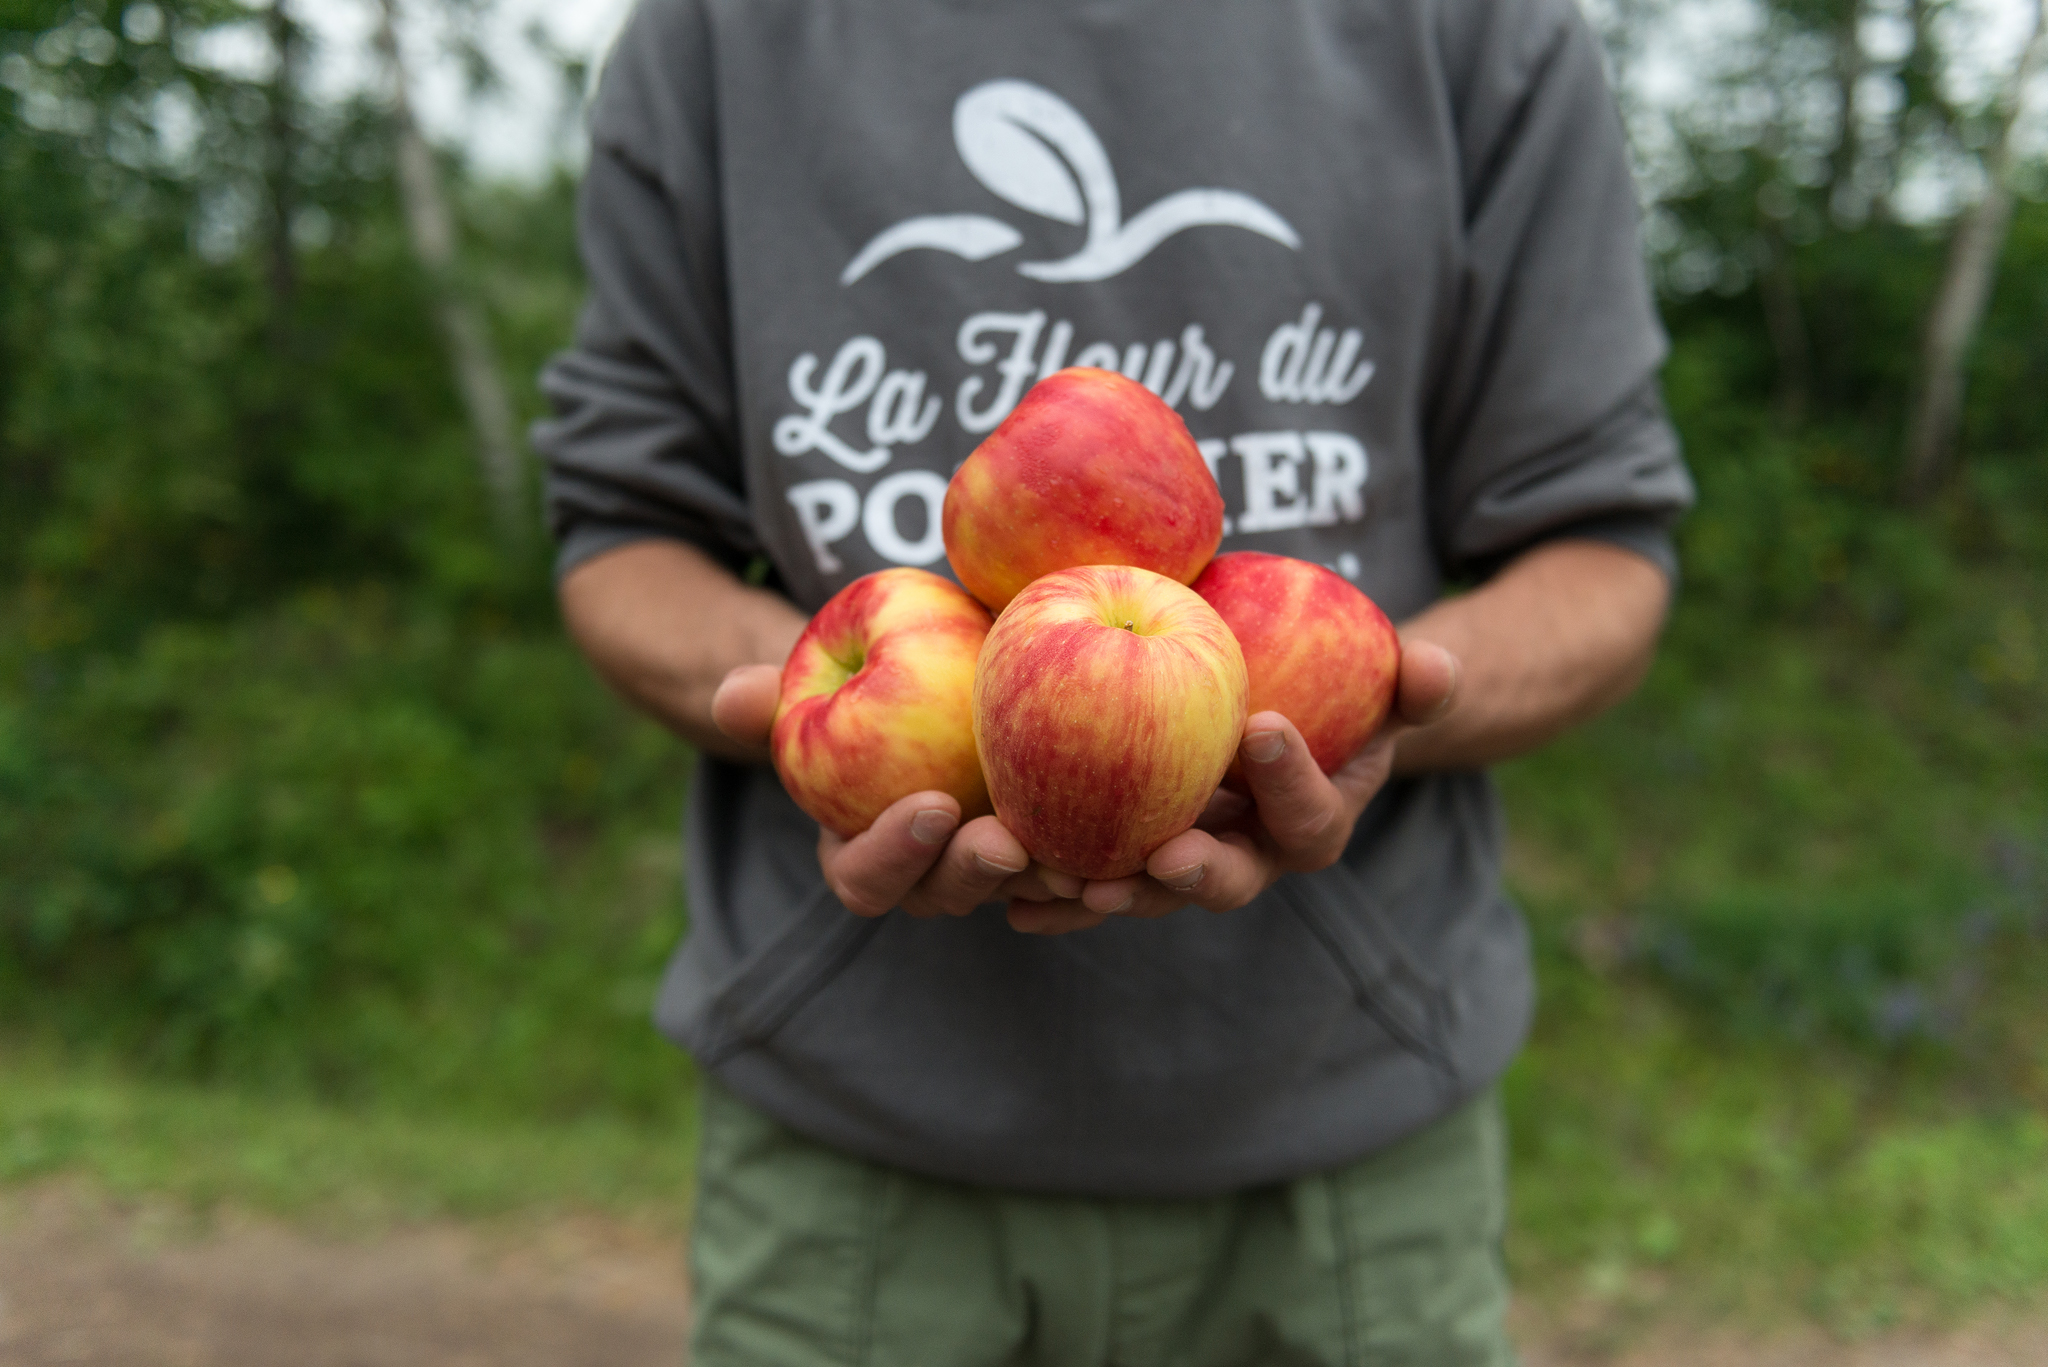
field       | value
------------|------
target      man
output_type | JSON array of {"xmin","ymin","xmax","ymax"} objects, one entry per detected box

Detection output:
[{"xmin": 537, "ymin": 0, "xmax": 1694, "ymax": 1360}]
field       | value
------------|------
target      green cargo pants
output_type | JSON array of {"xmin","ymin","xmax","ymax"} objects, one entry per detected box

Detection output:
[{"xmin": 688, "ymin": 1077, "xmax": 1515, "ymax": 1367}]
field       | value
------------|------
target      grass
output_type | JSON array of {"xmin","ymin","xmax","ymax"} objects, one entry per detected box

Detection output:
[
  {"xmin": 1506, "ymin": 948, "xmax": 2048, "ymax": 1336},
  {"xmin": 0, "ymin": 1045, "xmax": 696, "ymax": 1235}
]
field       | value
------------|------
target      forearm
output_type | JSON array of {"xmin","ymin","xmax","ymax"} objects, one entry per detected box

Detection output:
[
  {"xmin": 1393, "ymin": 538, "xmax": 1670, "ymax": 773},
  {"xmin": 558, "ymin": 538, "xmax": 808, "ymax": 761}
]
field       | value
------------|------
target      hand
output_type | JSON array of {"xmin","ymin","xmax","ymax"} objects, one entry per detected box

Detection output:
[
  {"xmin": 711, "ymin": 664, "xmax": 1077, "ymax": 919},
  {"xmin": 1005, "ymin": 639, "xmax": 1462, "ymax": 935}
]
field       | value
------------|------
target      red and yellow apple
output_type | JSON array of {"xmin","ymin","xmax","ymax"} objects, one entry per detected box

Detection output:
[
  {"xmin": 772, "ymin": 568, "xmax": 994, "ymax": 838},
  {"xmin": 973, "ymin": 564, "xmax": 1249, "ymax": 880},
  {"xmin": 1190, "ymin": 551, "xmax": 1401, "ymax": 788},
  {"xmin": 942, "ymin": 367, "xmax": 1225, "ymax": 613}
]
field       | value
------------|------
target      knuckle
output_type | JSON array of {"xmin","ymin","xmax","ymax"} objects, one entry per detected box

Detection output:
[
  {"xmin": 957, "ymin": 848, "xmax": 1011, "ymax": 895},
  {"xmin": 834, "ymin": 874, "xmax": 897, "ymax": 918},
  {"xmin": 918, "ymin": 859, "xmax": 986, "ymax": 917},
  {"xmin": 919, "ymin": 887, "xmax": 974, "ymax": 919},
  {"xmin": 1282, "ymin": 825, "xmax": 1350, "ymax": 874},
  {"xmin": 1270, "ymin": 792, "xmax": 1341, "ymax": 847},
  {"xmin": 1190, "ymin": 869, "xmax": 1252, "ymax": 914}
]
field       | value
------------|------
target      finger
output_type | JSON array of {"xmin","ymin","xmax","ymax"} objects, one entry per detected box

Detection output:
[
  {"xmin": 1141, "ymin": 827, "xmax": 1273, "ymax": 915},
  {"xmin": 711, "ymin": 664, "xmax": 783, "ymax": 747},
  {"xmin": 1236, "ymin": 712, "xmax": 1351, "ymax": 860},
  {"xmin": 1032, "ymin": 864, "xmax": 1085, "ymax": 900},
  {"xmin": 1077, "ymin": 875, "xmax": 1190, "ymax": 919},
  {"xmin": 1392, "ymin": 639, "xmax": 1459, "ymax": 728},
  {"xmin": 902, "ymin": 815, "xmax": 1032, "ymax": 917},
  {"xmin": 1080, "ymin": 874, "xmax": 1145, "ymax": 916},
  {"xmin": 1005, "ymin": 899, "xmax": 1109, "ymax": 935},
  {"xmin": 818, "ymin": 791, "xmax": 960, "ymax": 917},
  {"xmin": 998, "ymin": 868, "xmax": 1072, "ymax": 903},
  {"xmin": 1326, "ymin": 728, "xmax": 1399, "ymax": 814}
]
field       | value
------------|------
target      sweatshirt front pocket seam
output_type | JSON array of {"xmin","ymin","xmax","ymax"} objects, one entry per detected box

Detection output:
[
  {"xmin": 1274, "ymin": 873, "xmax": 1462, "ymax": 1093},
  {"xmin": 698, "ymin": 886, "xmax": 886, "ymax": 1067}
]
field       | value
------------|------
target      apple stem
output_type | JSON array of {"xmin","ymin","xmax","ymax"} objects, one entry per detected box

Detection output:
[{"xmin": 1122, "ymin": 620, "xmax": 1135, "ymax": 631}]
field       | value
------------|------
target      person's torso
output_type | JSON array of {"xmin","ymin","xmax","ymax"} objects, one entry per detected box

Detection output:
[{"xmin": 649, "ymin": 0, "xmax": 1536, "ymax": 1197}]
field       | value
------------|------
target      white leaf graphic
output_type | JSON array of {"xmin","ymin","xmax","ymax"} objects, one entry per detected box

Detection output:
[
  {"xmin": 840, "ymin": 214, "xmax": 1024, "ymax": 286},
  {"xmin": 1019, "ymin": 189, "xmax": 1302, "ymax": 282},
  {"xmin": 953, "ymin": 82, "xmax": 1111, "ymax": 230},
  {"xmin": 837, "ymin": 78, "xmax": 1298, "ymax": 286}
]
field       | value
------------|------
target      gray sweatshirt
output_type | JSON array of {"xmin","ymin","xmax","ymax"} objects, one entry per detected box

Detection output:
[{"xmin": 536, "ymin": 0, "xmax": 1694, "ymax": 1197}]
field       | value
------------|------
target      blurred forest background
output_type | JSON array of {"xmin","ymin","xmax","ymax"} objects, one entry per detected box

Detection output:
[{"xmin": 3, "ymin": 0, "xmax": 2046, "ymax": 1340}]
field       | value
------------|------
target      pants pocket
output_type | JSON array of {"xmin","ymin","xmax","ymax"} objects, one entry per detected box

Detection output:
[
  {"xmin": 688, "ymin": 1076, "xmax": 890, "ymax": 1367},
  {"xmin": 1317, "ymin": 1092, "xmax": 1514, "ymax": 1367}
]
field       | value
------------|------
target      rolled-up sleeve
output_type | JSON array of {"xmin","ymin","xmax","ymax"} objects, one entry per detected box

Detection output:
[
  {"xmin": 532, "ymin": 0, "xmax": 759, "ymax": 579},
  {"xmin": 1425, "ymin": 0, "xmax": 1696, "ymax": 581}
]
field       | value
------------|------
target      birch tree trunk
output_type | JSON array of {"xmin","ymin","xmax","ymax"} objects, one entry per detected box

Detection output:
[
  {"xmin": 1901, "ymin": 0, "xmax": 2048, "ymax": 504},
  {"xmin": 1828, "ymin": 0, "xmax": 1866, "ymax": 215},
  {"xmin": 265, "ymin": 0, "xmax": 301, "ymax": 337},
  {"xmin": 373, "ymin": 0, "xmax": 528, "ymax": 547}
]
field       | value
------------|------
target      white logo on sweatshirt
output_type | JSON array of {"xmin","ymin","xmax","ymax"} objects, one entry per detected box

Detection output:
[{"xmin": 842, "ymin": 80, "xmax": 1300, "ymax": 286}]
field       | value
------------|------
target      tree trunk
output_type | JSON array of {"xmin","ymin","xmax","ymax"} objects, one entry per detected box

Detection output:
[
  {"xmin": 1758, "ymin": 229, "xmax": 1811, "ymax": 426},
  {"xmin": 1828, "ymin": 0, "xmax": 1866, "ymax": 218},
  {"xmin": 265, "ymin": 0, "xmax": 300, "ymax": 335},
  {"xmin": 1757, "ymin": 89, "xmax": 1811, "ymax": 424},
  {"xmin": 373, "ymin": 0, "xmax": 528, "ymax": 547},
  {"xmin": 1901, "ymin": 0, "xmax": 2048, "ymax": 503}
]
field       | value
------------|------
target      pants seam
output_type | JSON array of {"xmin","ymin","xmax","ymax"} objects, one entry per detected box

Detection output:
[
  {"xmin": 849, "ymin": 1164, "xmax": 889, "ymax": 1367},
  {"xmin": 1326, "ymin": 1172, "xmax": 1361, "ymax": 1367}
]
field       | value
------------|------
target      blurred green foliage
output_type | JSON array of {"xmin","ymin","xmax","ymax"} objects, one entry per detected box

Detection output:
[
  {"xmin": 1, "ymin": 590, "xmax": 696, "ymax": 1119},
  {"xmin": 3, "ymin": 0, "xmax": 2044, "ymax": 1099},
  {"xmin": 1, "ymin": 3, "xmax": 690, "ymax": 1120},
  {"xmin": 1521, "ymin": 212, "xmax": 2048, "ymax": 1048},
  {"xmin": 2, "ymin": 0, "xmax": 2045, "ymax": 1331}
]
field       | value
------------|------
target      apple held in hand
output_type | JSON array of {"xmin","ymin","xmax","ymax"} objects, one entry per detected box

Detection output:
[
  {"xmin": 974, "ymin": 565, "xmax": 1249, "ymax": 880},
  {"xmin": 1191, "ymin": 551, "xmax": 1400, "ymax": 788},
  {"xmin": 773, "ymin": 568, "xmax": 994, "ymax": 838},
  {"xmin": 942, "ymin": 367, "xmax": 1225, "ymax": 613}
]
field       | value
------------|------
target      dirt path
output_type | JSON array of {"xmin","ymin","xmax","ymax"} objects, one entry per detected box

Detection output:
[
  {"xmin": 0, "ymin": 1183, "xmax": 689, "ymax": 1367},
  {"xmin": 1515, "ymin": 1313, "xmax": 2048, "ymax": 1367},
  {"xmin": 4, "ymin": 1180, "xmax": 2044, "ymax": 1366}
]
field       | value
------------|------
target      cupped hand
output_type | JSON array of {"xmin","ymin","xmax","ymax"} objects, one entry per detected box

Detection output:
[
  {"xmin": 711, "ymin": 664, "xmax": 1072, "ymax": 921},
  {"xmin": 1006, "ymin": 638, "xmax": 1461, "ymax": 935}
]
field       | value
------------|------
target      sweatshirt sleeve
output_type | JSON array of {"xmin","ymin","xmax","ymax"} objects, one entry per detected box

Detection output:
[
  {"xmin": 1424, "ymin": 0, "xmax": 1695, "ymax": 580},
  {"xmin": 532, "ymin": 0, "xmax": 760, "ymax": 580}
]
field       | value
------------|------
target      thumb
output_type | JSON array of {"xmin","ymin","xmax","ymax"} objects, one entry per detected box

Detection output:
[
  {"xmin": 712, "ymin": 663, "xmax": 783, "ymax": 746},
  {"xmin": 1390, "ymin": 639, "xmax": 1459, "ymax": 729}
]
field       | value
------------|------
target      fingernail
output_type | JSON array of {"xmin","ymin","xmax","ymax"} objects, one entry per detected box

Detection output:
[
  {"xmin": 910, "ymin": 809, "xmax": 956, "ymax": 845},
  {"xmin": 974, "ymin": 852, "xmax": 1025, "ymax": 877},
  {"xmin": 1244, "ymin": 730, "xmax": 1286, "ymax": 764},
  {"xmin": 1102, "ymin": 892, "xmax": 1134, "ymax": 915},
  {"xmin": 1158, "ymin": 864, "xmax": 1205, "ymax": 891}
]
